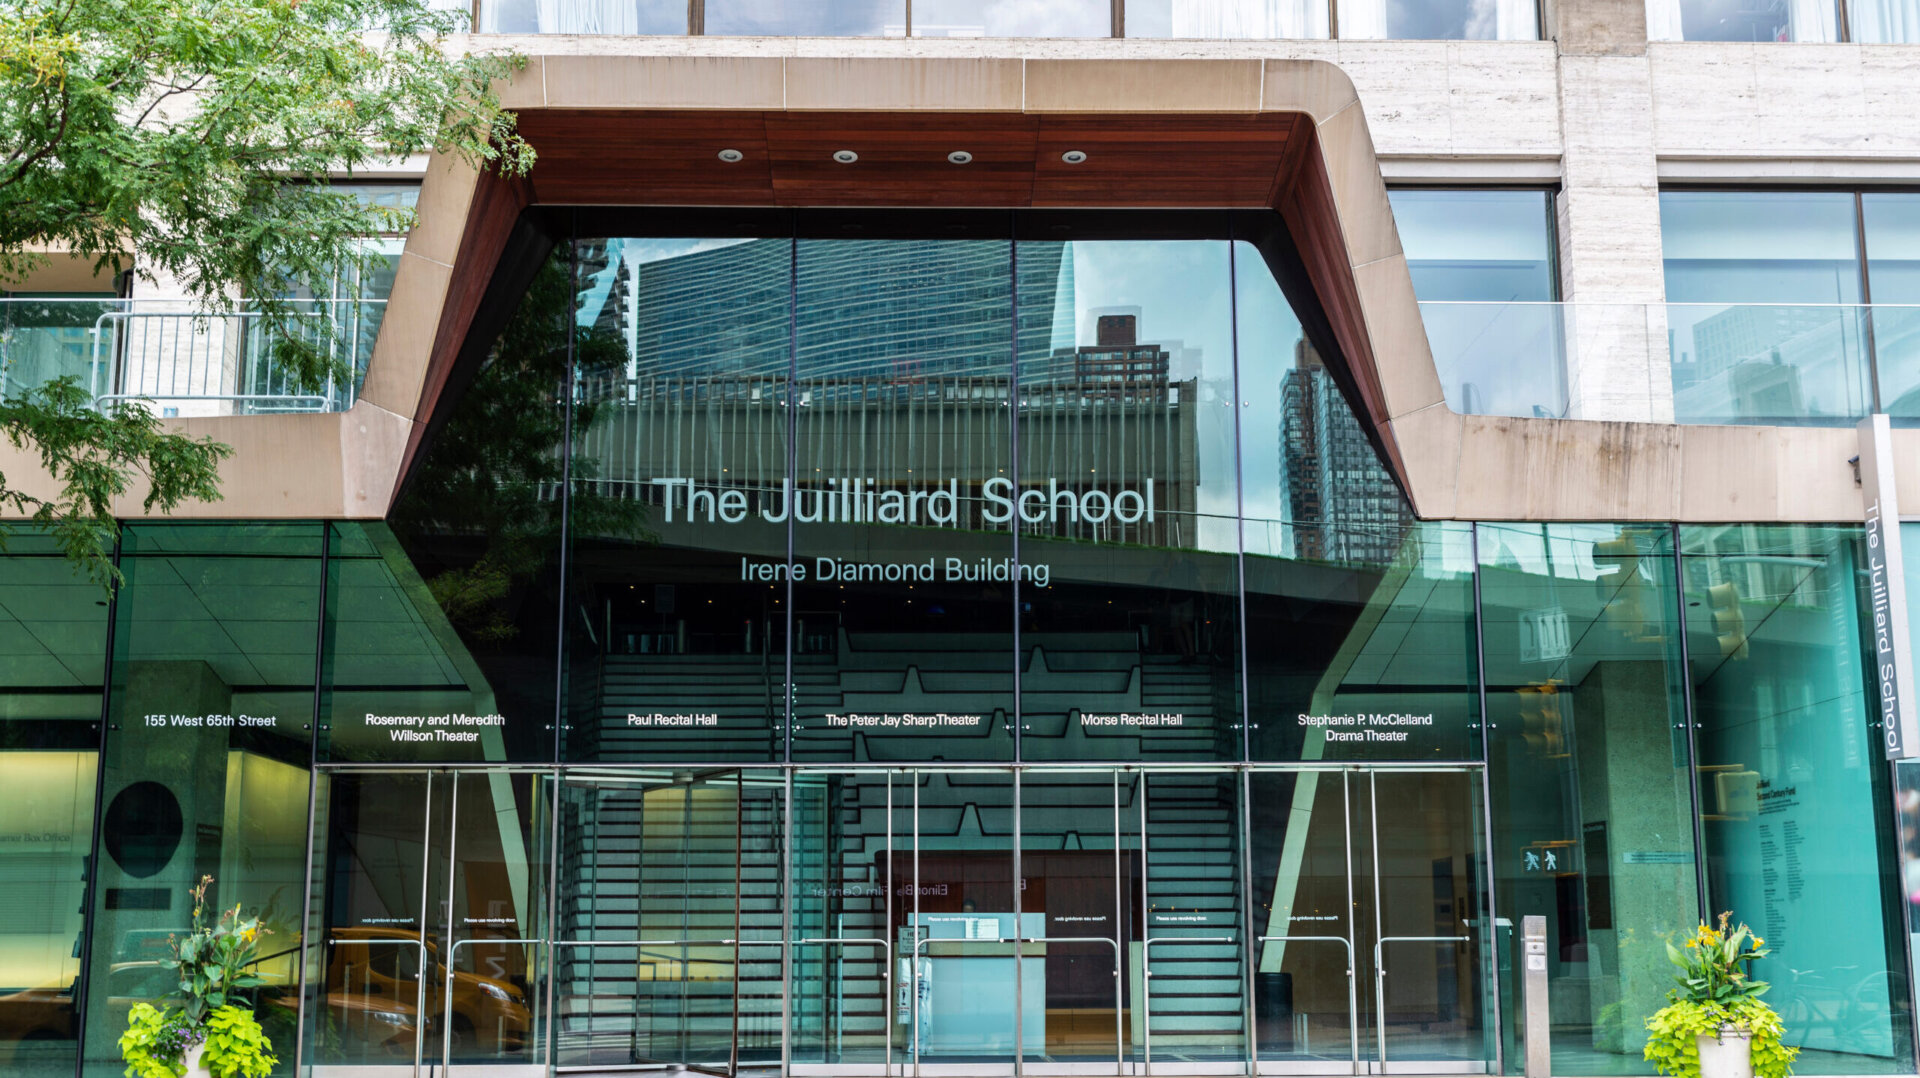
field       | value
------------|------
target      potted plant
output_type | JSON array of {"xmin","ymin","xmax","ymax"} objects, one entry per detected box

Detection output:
[
  {"xmin": 119, "ymin": 876, "xmax": 279, "ymax": 1078},
  {"xmin": 1645, "ymin": 913, "xmax": 1798, "ymax": 1078}
]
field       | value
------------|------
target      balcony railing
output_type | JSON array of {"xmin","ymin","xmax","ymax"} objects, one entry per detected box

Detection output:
[
  {"xmin": 1420, "ymin": 300, "xmax": 1920, "ymax": 427},
  {"xmin": 0, "ymin": 298, "xmax": 382, "ymax": 415}
]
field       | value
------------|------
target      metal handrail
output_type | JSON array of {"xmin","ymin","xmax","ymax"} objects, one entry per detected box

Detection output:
[
  {"xmin": 1023, "ymin": 936, "xmax": 1124, "ymax": 1070},
  {"xmin": 1258, "ymin": 934, "xmax": 1359, "ymax": 1072},
  {"xmin": 1141, "ymin": 934, "xmax": 1237, "ymax": 1076},
  {"xmin": 793, "ymin": 937, "xmax": 892, "ymax": 1070},
  {"xmin": 1373, "ymin": 934, "xmax": 1470, "ymax": 1064},
  {"xmin": 444, "ymin": 937, "xmax": 542, "ymax": 1069},
  {"xmin": 325, "ymin": 936, "xmax": 430, "ymax": 1077}
]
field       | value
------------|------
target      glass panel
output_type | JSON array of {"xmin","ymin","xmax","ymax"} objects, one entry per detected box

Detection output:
[
  {"xmin": 1862, "ymin": 195, "xmax": 1920, "ymax": 421},
  {"xmin": 551, "ymin": 769, "xmax": 785, "ymax": 1071},
  {"xmin": 1140, "ymin": 770, "xmax": 1246, "ymax": 1065},
  {"xmin": 439, "ymin": 771, "xmax": 549, "ymax": 1068},
  {"xmin": 0, "ymin": 544, "xmax": 107, "ymax": 1078},
  {"xmin": 707, "ymin": 0, "xmax": 905, "ymax": 34},
  {"xmin": 566, "ymin": 237, "xmax": 789, "ymax": 763},
  {"xmin": 790, "ymin": 770, "xmax": 911, "ymax": 1068},
  {"xmin": 1418, "ymin": 301, "xmax": 1569, "ymax": 419},
  {"xmin": 1336, "ymin": 0, "xmax": 1538, "ymax": 38},
  {"xmin": 1389, "ymin": 190, "xmax": 1561, "ymax": 418},
  {"xmin": 479, "ymin": 0, "xmax": 687, "ymax": 32},
  {"xmin": 788, "ymin": 240, "xmax": 1016, "ymax": 763},
  {"xmin": 1680, "ymin": 524, "xmax": 1916, "ymax": 1073},
  {"xmin": 903, "ymin": 770, "xmax": 1020, "ymax": 1065},
  {"xmin": 1019, "ymin": 770, "xmax": 1130, "ymax": 1065},
  {"xmin": 1390, "ymin": 190, "xmax": 1556, "ymax": 304},
  {"xmin": 1017, "ymin": 239, "xmax": 1242, "ymax": 763},
  {"xmin": 1667, "ymin": 302, "xmax": 1874, "ymax": 425},
  {"xmin": 0, "ymin": 298, "xmax": 116, "ymax": 399},
  {"xmin": 83, "ymin": 524, "xmax": 321, "ymax": 1078},
  {"xmin": 1661, "ymin": 191, "xmax": 1862, "ymax": 305},
  {"xmin": 1850, "ymin": 0, "xmax": 1920, "ymax": 40},
  {"xmin": 1364, "ymin": 770, "xmax": 1489, "ymax": 1069},
  {"xmin": 1477, "ymin": 522, "xmax": 1701, "ymax": 1075},
  {"xmin": 1245, "ymin": 520, "xmax": 1481, "ymax": 763},
  {"xmin": 1123, "ymin": 0, "xmax": 1329, "ymax": 37},
  {"xmin": 344, "ymin": 247, "xmax": 574, "ymax": 763},
  {"xmin": 912, "ymin": 0, "xmax": 1110, "ymax": 35},
  {"xmin": 319, "ymin": 523, "xmax": 549, "ymax": 762},
  {"xmin": 1250, "ymin": 770, "xmax": 1358, "ymax": 1069},
  {"xmin": 1646, "ymin": 0, "xmax": 1838, "ymax": 40},
  {"xmin": 307, "ymin": 771, "xmax": 443, "ymax": 1068}
]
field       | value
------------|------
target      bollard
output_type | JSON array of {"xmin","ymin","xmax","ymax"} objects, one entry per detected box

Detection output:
[{"xmin": 1523, "ymin": 915, "xmax": 1550, "ymax": 1078}]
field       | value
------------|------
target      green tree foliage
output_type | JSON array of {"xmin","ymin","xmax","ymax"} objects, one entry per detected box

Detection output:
[
  {"xmin": 0, "ymin": 376, "xmax": 227, "ymax": 584},
  {"xmin": 0, "ymin": 0, "xmax": 534, "ymax": 583}
]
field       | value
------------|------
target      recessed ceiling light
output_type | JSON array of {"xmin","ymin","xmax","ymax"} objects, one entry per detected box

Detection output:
[
  {"xmin": 833, "ymin": 149, "xmax": 859, "ymax": 164},
  {"xmin": 717, "ymin": 148, "xmax": 744, "ymax": 163},
  {"xmin": 1061, "ymin": 149, "xmax": 1089, "ymax": 164},
  {"xmin": 948, "ymin": 150, "xmax": 974, "ymax": 164}
]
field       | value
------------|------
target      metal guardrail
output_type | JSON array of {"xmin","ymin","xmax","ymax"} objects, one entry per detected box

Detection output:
[{"xmin": 0, "ymin": 297, "xmax": 379, "ymax": 415}]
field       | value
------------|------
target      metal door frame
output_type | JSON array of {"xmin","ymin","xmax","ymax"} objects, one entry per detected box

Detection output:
[
  {"xmin": 1249, "ymin": 766, "xmax": 1492, "ymax": 1078},
  {"xmin": 309, "ymin": 766, "xmax": 557, "ymax": 1078}
]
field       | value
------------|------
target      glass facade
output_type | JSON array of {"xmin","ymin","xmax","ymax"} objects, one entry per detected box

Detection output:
[
  {"xmin": 2, "ymin": 216, "xmax": 1915, "ymax": 1078},
  {"xmin": 470, "ymin": 0, "xmax": 1543, "ymax": 38}
]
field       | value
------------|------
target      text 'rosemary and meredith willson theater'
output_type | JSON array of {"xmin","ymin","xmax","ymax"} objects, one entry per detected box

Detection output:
[{"xmin": 12, "ymin": 3, "xmax": 1920, "ymax": 1078}]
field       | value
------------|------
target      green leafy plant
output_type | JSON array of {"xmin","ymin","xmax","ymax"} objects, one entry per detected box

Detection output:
[
  {"xmin": 122, "ymin": 876, "xmax": 281, "ymax": 1078},
  {"xmin": 164, "ymin": 875, "xmax": 272, "ymax": 1026},
  {"xmin": 119, "ymin": 1002, "xmax": 195, "ymax": 1078},
  {"xmin": 200, "ymin": 1004, "xmax": 278, "ymax": 1078},
  {"xmin": 1644, "ymin": 914, "xmax": 1799, "ymax": 1078}
]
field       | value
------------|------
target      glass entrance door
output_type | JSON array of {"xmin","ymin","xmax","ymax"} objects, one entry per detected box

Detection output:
[
  {"xmin": 1249, "ymin": 768, "xmax": 1492, "ymax": 1075},
  {"xmin": 305, "ymin": 769, "xmax": 550, "ymax": 1078},
  {"xmin": 550, "ymin": 768, "xmax": 786, "ymax": 1077}
]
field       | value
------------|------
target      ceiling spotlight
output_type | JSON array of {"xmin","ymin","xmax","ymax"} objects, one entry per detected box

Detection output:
[
  {"xmin": 717, "ymin": 148, "xmax": 744, "ymax": 163},
  {"xmin": 833, "ymin": 149, "xmax": 859, "ymax": 164},
  {"xmin": 1061, "ymin": 149, "xmax": 1088, "ymax": 164},
  {"xmin": 948, "ymin": 150, "xmax": 974, "ymax": 164}
]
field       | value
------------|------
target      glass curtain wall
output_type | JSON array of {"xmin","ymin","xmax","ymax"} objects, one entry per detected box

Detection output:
[
  {"xmin": 1680, "ymin": 525, "xmax": 1914, "ymax": 1074},
  {"xmin": 0, "ymin": 533, "xmax": 108, "ymax": 1078},
  {"xmin": 80, "ymin": 524, "xmax": 323, "ymax": 1078},
  {"xmin": 1476, "ymin": 523, "xmax": 1701, "ymax": 1075}
]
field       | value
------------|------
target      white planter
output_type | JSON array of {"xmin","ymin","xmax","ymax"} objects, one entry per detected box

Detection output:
[
  {"xmin": 182, "ymin": 1038, "xmax": 212, "ymax": 1078},
  {"xmin": 1697, "ymin": 1023, "xmax": 1754, "ymax": 1078}
]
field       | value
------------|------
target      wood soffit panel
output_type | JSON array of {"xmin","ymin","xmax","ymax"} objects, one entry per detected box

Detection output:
[{"xmin": 515, "ymin": 110, "xmax": 1307, "ymax": 208}]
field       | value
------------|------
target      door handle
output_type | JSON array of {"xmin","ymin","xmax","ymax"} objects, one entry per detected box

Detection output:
[{"xmin": 1372, "ymin": 934, "xmax": 1472, "ymax": 1066}]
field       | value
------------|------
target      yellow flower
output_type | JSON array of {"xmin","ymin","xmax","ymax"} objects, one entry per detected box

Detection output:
[{"xmin": 241, "ymin": 926, "xmax": 256, "ymax": 944}]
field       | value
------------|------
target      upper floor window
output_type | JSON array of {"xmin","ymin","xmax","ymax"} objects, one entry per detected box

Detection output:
[
  {"xmin": 474, "ymin": 0, "xmax": 1539, "ymax": 38},
  {"xmin": 1390, "ymin": 188, "xmax": 1562, "ymax": 418},
  {"xmin": 1647, "ymin": 0, "xmax": 1918, "ymax": 42},
  {"xmin": 1390, "ymin": 189, "xmax": 1557, "ymax": 301},
  {"xmin": 1660, "ymin": 189, "xmax": 1920, "ymax": 423}
]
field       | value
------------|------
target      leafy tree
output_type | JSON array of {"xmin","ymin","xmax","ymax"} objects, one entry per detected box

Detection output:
[{"xmin": 0, "ymin": 0, "xmax": 534, "ymax": 584}]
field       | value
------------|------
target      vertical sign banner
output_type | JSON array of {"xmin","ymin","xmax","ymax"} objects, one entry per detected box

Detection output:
[{"xmin": 1858, "ymin": 414, "xmax": 1920, "ymax": 759}]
